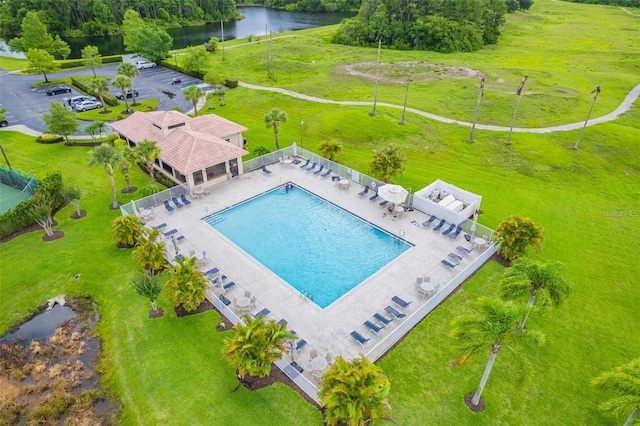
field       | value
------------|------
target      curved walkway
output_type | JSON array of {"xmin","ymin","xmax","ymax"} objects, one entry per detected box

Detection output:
[{"xmin": 239, "ymin": 81, "xmax": 640, "ymax": 134}]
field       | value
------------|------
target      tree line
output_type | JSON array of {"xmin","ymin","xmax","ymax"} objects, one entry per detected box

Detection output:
[
  {"xmin": 333, "ymin": 0, "xmax": 533, "ymax": 53},
  {"xmin": 0, "ymin": 0, "xmax": 239, "ymax": 39}
]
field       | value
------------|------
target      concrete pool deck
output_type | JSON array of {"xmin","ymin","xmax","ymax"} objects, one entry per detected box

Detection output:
[{"xmin": 145, "ymin": 163, "xmax": 488, "ymax": 375}]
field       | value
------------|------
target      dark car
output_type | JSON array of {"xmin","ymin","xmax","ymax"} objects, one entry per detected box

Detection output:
[
  {"xmin": 0, "ymin": 119, "xmax": 8, "ymax": 127},
  {"xmin": 116, "ymin": 89, "xmax": 139, "ymax": 100},
  {"xmin": 46, "ymin": 86, "xmax": 72, "ymax": 96}
]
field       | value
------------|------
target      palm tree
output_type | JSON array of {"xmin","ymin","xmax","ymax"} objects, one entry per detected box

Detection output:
[
  {"xmin": 111, "ymin": 214, "xmax": 143, "ymax": 248},
  {"xmin": 117, "ymin": 62, "xmax": 140, "ymax": 105},
  {"xmin": 89, "ymin": 143, "xmax": 123, "ymax": 209},
  {"xmin": 264, "ymin": 108, "xmax": 287, "ymax": 149},
  {"xmin": 450, "ymin": 297, "xmax": 545, "ymax": 410},
  {"xmin": 368, "ymin": 143, "xmax": 407, "ymax": 183},
  {"xmin": 27, "ymin": 192, "xmax": 56, "ymax": 237},
  {"xmin": 495, "ymin": 215, "xmax": 544, "ymax": 262},
  {"xmin": 168, "ymin": 256, "xmax": 208, "ymax": 312},
  {"xmin": 500, "ymin": 258, "xmax": 572, "ymax": 330},
  {"xmin": 592, "ymin": 358, "xmax": 640, "ymax": 426},
  {"xmin": 222, "ymin": 315, "xmax": 295, "ymax": 388},
  {"xmin": 132, "ymin": 227, "xmax": 167, "ymax": 274},
  {"xmin": 63, "ymin": 185, "xmax": 83, "ymax": 218},
  {"xmin": 132, "ymin": 139, "xmax": 161, "ymax": 185},
  {"xmin": 183, "ymin": 85, "xmax": 204, "ymax": 116},
  {"xmin": 85, "ymin": 121, "xmax": 109, "ymax": 142},
  {"xmin": 318, "ymin": 139, "xmax": 343, "ymax": 161},
  {"xmin": 112, "ymin": 74, "xmax": 133, "ymax": 112},
  {"xmin": 88, "ymin": 77, "xmax": 110, "ymax": 114},
  {"xmin": 132, "ymin": 270, "xmax": 165, "ymax": 314},
  {"xmin": 113, "ymin": 138, "xmax": 135, "ymax": 193},
  {"xmin": 318, "ymin": 355, "xmax": 392, "ymax": 426}
]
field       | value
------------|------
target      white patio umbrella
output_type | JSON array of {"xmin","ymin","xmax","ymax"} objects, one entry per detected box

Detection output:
[
  {"xmin": 377, "ymin": 184, "xmax": 409, "ymax": 205},
  {"xmin": 470, "ymin": 203, "xmax": 479, "ymax": 236}
]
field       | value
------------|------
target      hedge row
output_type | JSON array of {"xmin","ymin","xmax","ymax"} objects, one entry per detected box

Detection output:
[
  {"xmin": 36, "ymin": 135, "xmax": 64, "ymax": 144},
  {"xmin": 60, "ymin": 55, "xmax": 123, "ymax": 69},
  {"xmin": 71, "ymin": 76, "xmax": 120, "ymax": 107},
  {"xmin": 0, "ymin": 172, "xmax": 65, "ymax": 238}
]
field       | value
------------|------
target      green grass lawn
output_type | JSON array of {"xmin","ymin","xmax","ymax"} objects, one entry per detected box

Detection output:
[
  {"xmin": 75, "ymin": 99, "xmax": 160, "ymax": 121},
  {"xmin": 1, "ymin": 0, "xmax": 639, "ymax": 424}
]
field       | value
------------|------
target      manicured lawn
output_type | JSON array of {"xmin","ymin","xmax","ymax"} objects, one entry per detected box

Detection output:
[
  {"xmin": 1, "ymin": 0, "xmax": 639, "ymax": 424},
  {"xmin": 75, "ymin": 99, "xmax": 160, "ymax": 121}
]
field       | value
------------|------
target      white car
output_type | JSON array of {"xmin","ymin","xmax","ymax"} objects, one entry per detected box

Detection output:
[
  {"xmin": 136, "ymin": 60, "xmax": 157, "ymax": 70},
  {"xmin": 74, "ymin": 100, "xmax": 102, "ymax": 112}
]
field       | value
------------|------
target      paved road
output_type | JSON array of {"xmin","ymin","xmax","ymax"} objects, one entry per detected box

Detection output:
[
  {"xmin": 239, "ymin": 82, "xmax": 640, "ymax": 134},
  {"xmin": 0, "ymin": 65, "xmax": 212, "ymax": 134}
]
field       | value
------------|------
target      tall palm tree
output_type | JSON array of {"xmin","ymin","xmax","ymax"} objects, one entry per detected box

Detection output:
[
  {"xmin": 450, "ymin": 297, "xmax": 545, "ymax": 410},
  {"xmin": 132, "ymin": 227, "xmax": 167, "ymax": 275},
  {"xmin": 264, "ymin": 108, "xmax": 287, "ymax": 149},
  {"xmin": 132, "ymin": 270, "xmax": 165, "ymax": 314},
  {"xmin": 495, "ymin": 215, "xmax": 544, "ymax": 262},
  {"xmin": 183, "ymin": 85, "xmax": 204, "ymax": 116},
  {"xmin": 112, "ymin": 74, "xmax": 133, "ymax": 112},
  {"xmin": 500, "ymin": 258, "xmax": 572, "ymax": 330},
  {"xmin": 113, "ymin": 138, "xmax": 135, "ymax": 193},
  {"xmin": 132, "ymin": 139, "xmax": 161, "ymax": 185},
  {"xmin": 222, "ymin": 315, "xmax": 295, "ymax": 387},
  {"xmin": 86, "ymin": 120, "xmax": 109, "ymax": 142},
  {"xmin": 88, "ymin": 77, "xmax": 110, "ymax": 114},
  {"xmin": 111, "ymin": 214, "xmax": 143, "ymax": 248},
  {"xmin": 168, "ymin": 256, "xmax": 208, "ymax": 312},
  {"xmin": 318, "ymin": 355, "xmax": 392, "ymax": 426},
  {"xmin": 592, "ymin": 358, "xmax": 640, "ymax": 426},
  {"xmin": 117, "ymin": 62, "xmax": 140, "ymax": 105},
  {"xmin": 89, "ymin": 143, "xmax": 123, "ymax": 209},
  {"xmin": 318, "ymin": 139, "xmax": 343, "ymax": 161},
  {"xmin": 368, "ymin": 143, "xmax": 407, "ymax": 183}
]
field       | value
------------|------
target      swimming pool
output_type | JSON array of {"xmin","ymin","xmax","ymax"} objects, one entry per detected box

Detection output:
[{"xmin": 203, "ymin": 184, "xmax": 412, "ymax": 308}]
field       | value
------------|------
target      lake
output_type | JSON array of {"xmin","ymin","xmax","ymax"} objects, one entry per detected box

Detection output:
[{"xmin": 63, "ymin": 7, "xmax": 355, "ymax": 59}]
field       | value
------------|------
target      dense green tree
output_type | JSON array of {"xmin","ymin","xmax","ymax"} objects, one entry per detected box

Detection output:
[
  {"xmin": 112, "ymin": 75, "xmax": 133, "ymax": 112},
  {"xmin": 132, "ymin": 227, "xmax": 167, "ymax": 274},
  {"xmin": 592, "ymin": 358, "xmax": 640, "ymax": 426},
  {"xmin": 204, "ymin": 70, "xmax": 226, "ymax": 93},
  {"xmin": 136, "ymin": 26, "xmax": 173, "ymax": 62},
  {"xmin": 132, "ymin": 270, "xmax": 165, "ymax": 314},
  {"xmin": 168, "ymin": 257, "xmax": 207, "ymax": 312},
  {"xmin": 88, "ymin": 77, "xmax": 110, "ymax": 114},
  {"xmin": 318, "ymin": 139, "xmax": 343, "ymax": 161},
  {"xmin": 368, "ymin": 143, "xmax": 406, "ymax": 183},
  {"xmin": 318, "ymin": 355, "xmax": 392, "ymax": 426},
  {"xmin": 183, "ymin": 85, "xmax": 204, "ymax": 117},
  {"xmin": 183, "ymin": 45, "xmax": 209, "ymax": 73},
  {"xmin": 111, "ymin": 214, "xmax": 143, "ymax": 248},
  {"xmin": 131, "ymin": 140, "xmax": 161, "ymax": 185},
  {"xmin": 222, "ymin": 315, "xmax": 295, "ymax": 384},
  {"xmin": 495, "ymin": 215, "xmax": 544, "ymax": 262},
  {"xmin": 8, "ymin": 12, "xmax": 53, "ymax": 54},
  {"xmin": 451, "ymin": 297, "xmax": 545, "ymax": 410},
  {"xmin": 122, "ymin": 10, "xmax": 144, "ymax": 53},
  {"xmin": 500, "ymin": 258, "xmax": 572, "ymax": 329},
  {"xmin": 206, "ymin": 36, "xmax": 219, "ymax": 53},
  {"xmin": 25, "ymin": 49, "xmax": 60, "ymax": 83},
  {"xmin": 89, "ymin": 143, "xmax": 123, "ymax": 209},
  {"xmin": 81, "ymin": 45, "xmax": 103, "ymax": 78},
  {"xmin": 117, "ymin": 62, "xmax": 140, "ymax": 105},
  {"xmin": 264, "ymin": 108, "xmax": 287, "ymax": 149},
  {"xmin": 42, "ymin": 102, "xmax": 78, "ymax": 143}
]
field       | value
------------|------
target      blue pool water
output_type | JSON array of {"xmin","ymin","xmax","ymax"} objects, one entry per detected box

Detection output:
[{"xmin": 203, "ymin": 184, "xmax": 412, "ymax": 308}]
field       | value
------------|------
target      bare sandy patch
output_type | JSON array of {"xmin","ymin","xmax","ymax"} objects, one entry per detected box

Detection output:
[{"xmin": 337, "ymin": 61, "xmax": 484, "ymax": 84}]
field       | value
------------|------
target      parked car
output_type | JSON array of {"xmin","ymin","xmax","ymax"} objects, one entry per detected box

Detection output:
[
  {"xmin": 135, "ymin": 60, "xmax": 157, "ymax": 70},
  {"xmin": 116, "ymin": 89, "xmax": 139, "ymax": 100},
  {"xmin": 46, "ymin": 85, "xmax": 72, "ymax": 96},
  {"xmin": 74, "ymin": 100, "xmax": 102, "ymax": 112},
  {"xmin": 0, "ymin": 119, "xmax": 8, "ymax": 127},
  {"xmin": 64, "ymin": 96, "xmax": 96, "ymax": 106}
]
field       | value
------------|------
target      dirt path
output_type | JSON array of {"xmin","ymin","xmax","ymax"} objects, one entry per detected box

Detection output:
[{"xmin": 239, "ymin": 81, "xmax": 640, "ymax": 134}]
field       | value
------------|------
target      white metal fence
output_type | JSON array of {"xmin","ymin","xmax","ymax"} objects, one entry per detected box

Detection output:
[{"xmin": 119, "ymin": 183, "xmax": 190, "ymax": 215}]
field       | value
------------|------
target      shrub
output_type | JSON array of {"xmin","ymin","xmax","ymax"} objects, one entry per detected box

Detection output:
[
  {"xmin": 224, "ymin": 79, "xmax": 238, "ymax": 88},
  {"xmin": 36, "ymin": 135, "xmax": 64, "ymax": 144}
]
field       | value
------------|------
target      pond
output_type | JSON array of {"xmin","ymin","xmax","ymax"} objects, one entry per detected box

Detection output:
[{"xmin": 63, "ymin": 7, "xmax": 355, "ymax": 58}]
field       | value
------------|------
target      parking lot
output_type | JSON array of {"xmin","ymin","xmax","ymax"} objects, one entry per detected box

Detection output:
[{"xmin": 0, "ymin": 64, "xmax": 212, "ymax": 134}]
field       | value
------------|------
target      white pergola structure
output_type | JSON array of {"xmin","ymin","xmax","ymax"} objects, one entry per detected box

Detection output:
[
  {"xmin": 412, "ymin": 179, "xmax": 482, "ymax": 225},
  {"xmin": 110, "ymin": 110, "xmax": 249, "ymax": 191}
]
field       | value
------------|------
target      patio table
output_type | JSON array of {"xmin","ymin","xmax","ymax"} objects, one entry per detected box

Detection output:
[{"xmin": 311, "ymin": 356, "xmax": 328, "ymax": 372}]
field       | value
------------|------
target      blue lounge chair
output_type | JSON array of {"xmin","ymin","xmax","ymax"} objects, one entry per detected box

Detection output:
[
  {"xmin": 252, "ymin": 308, "xmax": 270, "ymax": 318},
  {"xmin": 163, "ymin": 200, "xmax": 174, "ymax": 212},
  {"xmin": 163, "ymin": 228, "xmax": 178, "ymax": 237},
  {"xmin": 219, "ymin": 295, "xmax": 231, "ymax": 306},
  {"xmin": 456, "ymin": 246, "xmax": 472, "ymax": 255},
  {"xmin": 391, "ymin": 296, "xmax": 412, "ymax": 310},
  {"xmin": 422, "ymin": 215, "xmax": 437, "ymax": 228},
  {"xmin": 172, "ymin": 196, "xmax": 184, "ymax": 209},
  {"xmin": 350, "ymin": 331, "xmax": 370, "ymax": 347},
  {"xmin": 442, "ymin": 223, "xmax": 456, "ymax": 237},
  {"xmin": 384, "ymin": 305, "xmax": 406, "ymax": 320},
  {"xmin": 320, "ymin": 168, "xmax": 332, "ymax": 178},
  {"xmin": 299, "ymin": 159, "xmax": 310, "ymax": 169},
  {"xmin": 295, "ymin": 339, "xmax": 307, "ymax": 351},
  {"xmin": 369, "ymin": 193, "xmax": 379, "ymax": 202},
  {"xmin": 441, "ymin": 259, "xmax": 457, "ymax": 270},
  {"xmin": 448, "ymin": 252, "xmax": 463, "ymax": 262},
  {"xmin": 176, "ymin": 235, "xmax": 185, "ymax": 243},
  {"xmin": 432, "ymin": 219, "xmax": 446, "ymax": 232},
  {"xmin": 449, "ymin": 226, "xmax": 463, "ymax": 240},
  {"xmin": 364, "ymin": 320, "xmax": 384, "ymax": 336},
  {"xmin": 373, "ymin": 312, "xmax": 393, "ymax": 326},
  {"xmin": 379, "ymin": 200, "xmax": 388, "ymax": 208},
  {"xmin": 204, "ymin": 267, "xmax": 220, "ymax": 276},
  {"xmin": 357, "ymin": 186, "xmax": 370, "ymax": 196},
  {"xmin": 305, "ymin": 162, "xmax": 316, "ymax": 171},
  {"xmin": 261, "ymin": 165, "xmax": 272, "ymax": 175},
  {"xmin": 277, "ymin": 319, "xmax": 287, "ymax": 327},
  {"xmin": 313, "ymin": 164, "xmax": 324, "ymax": 175},
  {"xmin": 179, "ymin": 193, "xmax": 191, "ymax": 206},
  {"xmin": 154, "ymin": 223, "xmax": 167, "ymax": 230},
  {"xmin": 222, "ymin": 281, "xmax": 236, "ymax": 292}
]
